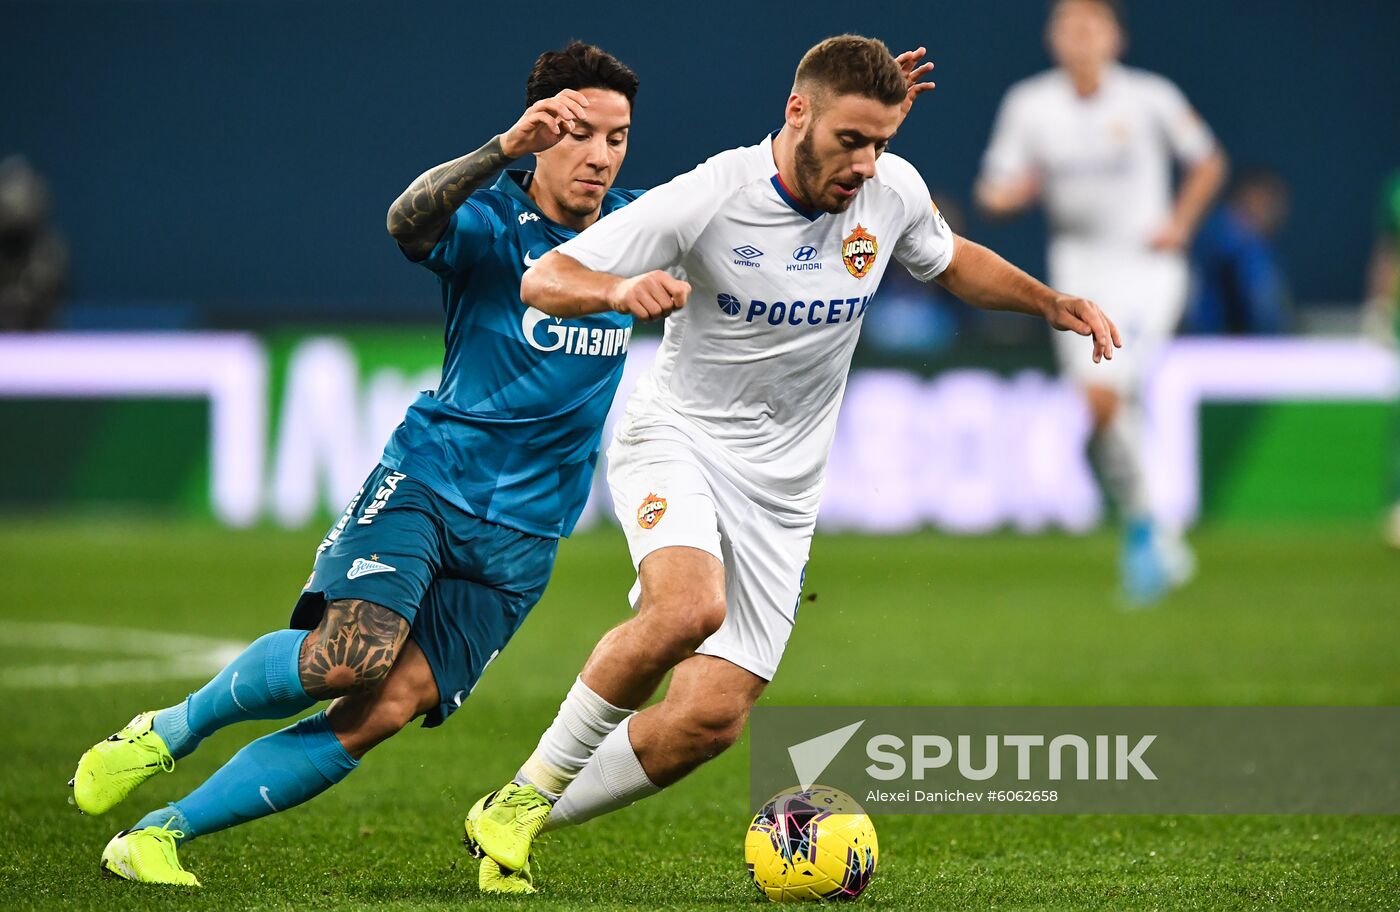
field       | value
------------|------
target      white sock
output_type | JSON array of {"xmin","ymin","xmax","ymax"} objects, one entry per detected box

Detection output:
[
  {"xmin": 516, "ymin": 677, "xmax": 631, "ymax": 799},
  {"xmin": 543, "ymin": 715, "xmax": 660, "ymax": 832},
  {"xmin": 1095, "ymin": 400, "xmax": 1151, "ymax": 520}
]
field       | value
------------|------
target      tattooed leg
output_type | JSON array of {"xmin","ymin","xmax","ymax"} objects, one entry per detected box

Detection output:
[{"xmin": 298, "ymin": 599, "xmax": 410, "ymax": 699}]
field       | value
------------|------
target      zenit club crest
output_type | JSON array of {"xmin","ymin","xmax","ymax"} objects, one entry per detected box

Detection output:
[
  {"xmin": 841, "ymin": 224, "xmax": 877, "ymax": 279},
  {"xmin": 637, "ymin": 493, "xmax": 668, "ymax": 529}
]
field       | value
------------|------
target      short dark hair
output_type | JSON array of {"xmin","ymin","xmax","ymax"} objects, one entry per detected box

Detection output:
[
  {"xmin": 1231, "ymin": 166, "xmax": 1288, "ymax": 199},
  {"xmin": 526, "ymin": 41, "xmax": 639, "ymax": 108},
  {"xmin": 1050, "ymin": 0, "xmax": 1125, "ymax": 26},
  {"xmin": 793, "ymin": 35, "xmax": 906, "ymax": 108}
]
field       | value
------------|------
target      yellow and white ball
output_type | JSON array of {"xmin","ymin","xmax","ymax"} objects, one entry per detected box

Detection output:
[{"xmin": 745, "ymin": 785, "xmax": 878, "ymax": 902}]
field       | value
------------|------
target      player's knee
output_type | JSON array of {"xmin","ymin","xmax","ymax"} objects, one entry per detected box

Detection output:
[{"xmin": 641, "ymin": 595, "xmax": 725, "ymax": 659}]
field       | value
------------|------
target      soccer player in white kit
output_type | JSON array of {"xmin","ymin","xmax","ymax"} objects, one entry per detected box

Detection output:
[
  {"xmin": 463, "ymin": 35, "xmax": 1121, "ymax": 891},
  {"xmin": 976, "ymin": 0, "xmax": 1227, "ymax": 603}
]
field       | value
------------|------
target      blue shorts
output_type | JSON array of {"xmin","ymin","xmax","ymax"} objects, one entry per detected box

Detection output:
[{"xmin": 291, "ymin": 464, "xmax": 558, "ymax": 727}]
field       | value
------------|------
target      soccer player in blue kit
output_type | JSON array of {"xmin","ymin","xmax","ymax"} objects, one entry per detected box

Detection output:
[{"xmin": 69, "ymin": 42, "xmax": 646, "ymax": 890}]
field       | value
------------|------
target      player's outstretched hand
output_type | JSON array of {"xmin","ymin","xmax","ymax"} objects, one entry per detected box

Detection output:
[
  {"xmin": 1046, "ymin": 294, "xmax": 1122, "ymax": 363},
  {"xmin": 608, "ymin": 271, "xmax": 690, "ymax": 321},
  {"xmin": 894, "ymin": 47, "xmax": 936, "ymax": 120},
  {"xmin": 500, "ymin": 89, "xmax": 591, "ymax": 159}
]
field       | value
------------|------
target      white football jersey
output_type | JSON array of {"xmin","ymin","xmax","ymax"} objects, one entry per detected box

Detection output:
[
  {"xmin": 980, "ymin": 64, "xmax": 1216, "ymax": 248},
  {"xmin": 556, "ymin": 133, "xmax": 956, "ymax": 512}
]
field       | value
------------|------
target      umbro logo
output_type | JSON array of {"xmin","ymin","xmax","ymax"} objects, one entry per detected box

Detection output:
[
  {"xmin": 347, "ymin": 557, "xmax": 397, "ymax": 580},
  {"xmin": 732, "ymin": 244, "xmax": 764, "ymax": 268}
]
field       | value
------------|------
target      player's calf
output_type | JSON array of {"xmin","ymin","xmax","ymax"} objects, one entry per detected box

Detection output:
[
  {"xmin": 630, "ymin": 655, "xmax": 764, "ymax": 786},
  {"xmin": 323, "ymin": 638, "xmax": 440, "ymax": 758}
]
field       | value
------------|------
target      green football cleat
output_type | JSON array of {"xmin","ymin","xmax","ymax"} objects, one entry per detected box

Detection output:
[
  {"xmin": 100, "ymin": 823, "xmax": 200, "ymax": 887},
  {"xmin": 478, "ymin": 855, "xmax": 536, "ymax": 895},
  {"xmin": 72, "ymin": 712, "xmax": 175, "ymax": 816},
  {"xmin": 464, "ymin": 782, "xmax": 552, "ymax": 873}
]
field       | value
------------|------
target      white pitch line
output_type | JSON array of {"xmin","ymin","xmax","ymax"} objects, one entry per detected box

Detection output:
[{"xmin": 0, "ymin": 621, "xmax": 247, "ymax": 689}]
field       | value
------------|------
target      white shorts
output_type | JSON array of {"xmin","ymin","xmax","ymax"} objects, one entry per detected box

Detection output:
[
  {"xmin": 1049, "ymin": 242, "xmax": 1188, "ymax": 395},
  {"xmin": 607, "ymin": 433, "xmax": 813, "ymax": 681}
]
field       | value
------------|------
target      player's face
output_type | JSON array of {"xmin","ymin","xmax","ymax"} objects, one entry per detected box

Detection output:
[
  {"xmin": 791, "ymin": 93, "xmax": 902, "ymax": 214},
  {"xmin": 533, "ymin": 87, "xmax": 631, "ymax": 219},
  {"xmin": 1047, "ymin": 0, "xmax": 1123, "ymax": 72}
]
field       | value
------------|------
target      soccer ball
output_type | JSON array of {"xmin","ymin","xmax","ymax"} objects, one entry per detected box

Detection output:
[{"xmin": 745, "ymin": 785, "xmax": 878, "ymax": 902}]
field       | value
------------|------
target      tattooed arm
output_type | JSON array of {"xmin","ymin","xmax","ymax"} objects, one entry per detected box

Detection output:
[{"xmin": 386, "ymin": 88, "xmax": 594, "ymax": 260}]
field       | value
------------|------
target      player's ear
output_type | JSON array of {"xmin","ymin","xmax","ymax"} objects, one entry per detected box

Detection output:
[{"xmin": 785, "ymin": 93, "xmax": 808, "ymax": 130}]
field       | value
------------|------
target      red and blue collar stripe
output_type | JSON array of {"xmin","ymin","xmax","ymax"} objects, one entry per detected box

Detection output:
[{"xmin": 770, "ymin": 171, "xmax": 822, "ymax": 222}]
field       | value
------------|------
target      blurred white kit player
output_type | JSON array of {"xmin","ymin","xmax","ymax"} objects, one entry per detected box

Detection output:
[
  {"xmin": 982, "ymin": 67, "xmax": 1212, "ymax": 386},
  {"xmin": 977, "ymin": 0, "xmax": 1227, "ymax": 602},
  {"xmin": 561, "ymin": 134, "xmax": 956, "ymax": 678}
]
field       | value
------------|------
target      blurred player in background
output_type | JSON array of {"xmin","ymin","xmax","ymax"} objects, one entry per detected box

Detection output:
[
  {"xmin": 69, "ymin": 42, "xmax": 643, "ymax": 889},
  {"xmin": 0, "ymin": 155, "xmax": 67, "ymax": 330},
  {"xmin": 462, "ymin": 35, "xmax": 1119, "ymax": 893},
  {"xmin": 1188, "ymin": 167, "xmax": 1290, "ymax": 336},
  {"xmin": 976, "ymin": 0, "xmax": 1227, "ymax": 603},
  {"xmin": 1365, "ymin": 168, "xmax": 1400, "ymax": 548}
]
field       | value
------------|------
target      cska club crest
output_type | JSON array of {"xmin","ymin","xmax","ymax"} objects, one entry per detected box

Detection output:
[
  {"xmin": 637, "ymin": 493, "xmax": 667, "ymax": 529},
  {"xmin": 841, "ymin": 224, "xmax": 877, "ymax": 279}
]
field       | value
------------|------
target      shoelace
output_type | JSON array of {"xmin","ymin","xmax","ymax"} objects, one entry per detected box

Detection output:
[
  {"xmin": 498, "ymin": 788, "xmax": 549, "ymax": 810},
  {"xmin": 132, "ymin": 731, "xmax": 176, "ymax": 774},
  {"xmin": 152, "ymin": 822, "xmax": 187, "ymax": 870}
]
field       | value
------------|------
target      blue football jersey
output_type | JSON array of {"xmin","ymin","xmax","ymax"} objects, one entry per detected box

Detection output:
[{"xmin": 381, "ymin": 170, "xmax": 642, "ymax": 538}]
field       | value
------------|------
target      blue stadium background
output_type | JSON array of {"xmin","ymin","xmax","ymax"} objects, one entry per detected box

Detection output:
[{"xmin": 4, "ymin": 0, "xmax": 1398, "ymax": 327}]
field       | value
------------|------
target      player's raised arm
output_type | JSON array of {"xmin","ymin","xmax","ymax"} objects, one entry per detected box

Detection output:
[
  {"xmin": 936, "ymin": 235, "xmax": 1122, "ymax": 364},
  {"xmin": 521, "ymin": 251, "xmax": 690, "ymax": 321},
  {"xmin": 385, "ymin": 89, "xmax": 592, "ymax": 259}
]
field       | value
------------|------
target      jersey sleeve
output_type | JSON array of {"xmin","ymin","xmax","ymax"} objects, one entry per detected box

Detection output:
[
  {"xmin": 412, "ymin": 195, "xmax": 507, "ymax": 278},
  {"xmin": 554, "ymin": 157, "xmax": 734, "ymax": 275},
  {"xmin": 883, "ymin": 154, "xmax": 957, "ymax": 282},
  {"xmin": 1146, "ymin": 75, "xmax": 1217, "ymax": 165},
  {"xmin": 979, "ymin": 84, "xmax": 1038, "ymax": 185}
]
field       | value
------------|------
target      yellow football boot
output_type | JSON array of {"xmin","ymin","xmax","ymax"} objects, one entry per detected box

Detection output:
[
  {"xmin": 464, "ymin": 782, "xmax": 552, "ymax": 873},
  {"xmin": 72, "ymin": 712, "xmax": 174, "ymax": 815},
  {"xmin": 99, "ymin": 822, "xmax": 200, "ymax": 887}
]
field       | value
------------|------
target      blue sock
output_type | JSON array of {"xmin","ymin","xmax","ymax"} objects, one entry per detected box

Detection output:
[
  {"xmin": 130, "ymin": 805, "xmax": 193, "ymax": 842},
  {"xmin": 154, "ymin": 629, "xmax": 315, "ymax": 759},
  {"xmin": 1124, "ymin": 515, "xmax": 1154, "ymax": 549},
  {"xmin": 144, "ymin": 711, "xmax": 358, "ymax": 843}
]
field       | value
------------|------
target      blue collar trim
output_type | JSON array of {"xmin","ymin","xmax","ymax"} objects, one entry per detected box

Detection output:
[{"xmin": 770, "ymin": 173, "xmax": 821, "ymax": 222}]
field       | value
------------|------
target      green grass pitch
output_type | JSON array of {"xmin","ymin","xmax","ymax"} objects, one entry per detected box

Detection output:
[{"xmin": 0, "ymin": 518, "xmax": 1396, "ymax": 910}]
